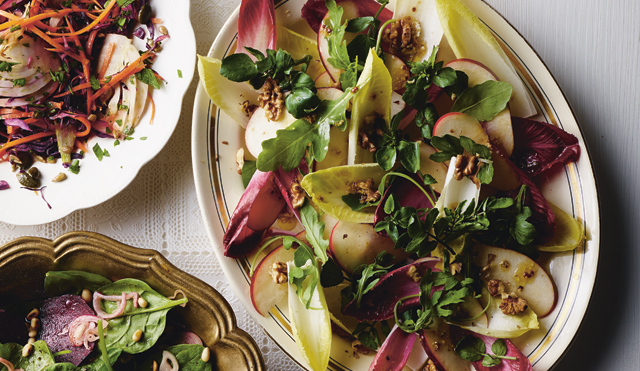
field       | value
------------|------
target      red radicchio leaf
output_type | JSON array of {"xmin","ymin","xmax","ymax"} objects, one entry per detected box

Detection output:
[
  {"xmin": 510, "ymin": 117, "xmax": 580, "ymax": 177},
  {"xmin": 496, "ymin": 146, "xmax": 556, "ymax": 244},
  {"xmin": 467, "ymin": 332, "xmax": 532, "ymax": 371},
  {"xmin": 301, "ymin": 0, "xmax": 393, "ymax": 33},
  {"xmin": 374, "ymin": 172, "xmax": 435, "ymax": 229},
  {"xmin": 343, "ymin": 258, "xmax": 440, "ymax": 321},
  {"xmin": 369, "ymin": 325, "xmax": 416, "ymax": 371},
  {"xmin": 223, "ymin": 170, "xmax": 286, "ymax": 257},
  {"xmin": 273, "ymin": 161, "xmax": 309, "ymax": 224},
  {"xmin": 237, "ymin": 0, "xmax": 277, "ymax": 57}
]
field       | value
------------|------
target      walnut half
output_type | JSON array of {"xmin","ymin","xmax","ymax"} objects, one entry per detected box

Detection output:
[
  {"xmin": 499, "ymin": 293, "xmax": 528, "ymax": 315},
  {"xmin": 257, "ymin": 78, "xmax": 284, "ymax": 121},
  {"xmin": 347, "ymin": 178, "xmax": 381, "ymax": 204},
  {"xmin": 269, "ymin": 262, "xmax": 288, "ymax": 284}
]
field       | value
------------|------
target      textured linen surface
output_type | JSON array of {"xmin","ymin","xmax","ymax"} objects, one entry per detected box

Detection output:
[{"xmin": 0, "ymin": 0, "xmax": 298, "ymax": 369}]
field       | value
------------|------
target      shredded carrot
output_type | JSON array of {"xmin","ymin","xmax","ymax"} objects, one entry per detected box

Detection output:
[
  {"xmin": 86, "ymin": 29, "xmax": 98, "ymax": 55},
  {"xmin": 73, "ymin": 116, "xmax": 92, "ymax": 137},
  {"xmin": 0, "ymin": 131, "xmax": 55, "ymax": 158},
  {"xmin": 99, "ymin": 43, "xmax": 116, "ymax": 79},
  {"xmin": 47, "ymin": 0, "xmax": 117, "ymax": 37},
  {"xmin": 29, "ymin": 26, "xmax": 64, "ymax": 50},
  {"xmin": 0, "ymin": 8, "xmax": 75, "ymax": 32},
  {"xmin": 53, "ymin": 82, "xmax": 92, "ymax": 98},
  {"xmin": 74, "ymin": 138, "xmax": 88, "ymax": 153},
  {"xmin": 147, "ymin": 91, "xmax": 155, "ymax": 125},
  {"xmin": 151, "ymin": 18, "xmax": 163, "ymax": 24},
  {"xmin": 91, "ymin": 52, "xmax": 154, "ymax": 102},
  {"xmin": 0, "ymin": 112, "xmax": 35, "ymax": 120}
]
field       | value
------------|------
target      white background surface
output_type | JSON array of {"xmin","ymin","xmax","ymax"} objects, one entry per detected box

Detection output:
[{"xmin": 1, "ymin": 0, "xmax": 637, "ymax": 370}]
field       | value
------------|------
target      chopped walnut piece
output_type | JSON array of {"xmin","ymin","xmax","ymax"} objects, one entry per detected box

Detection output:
[
  {"xmin": 269, "ymin": 262, "xmax": 288, "ymax": 284},
  {"xmin": 383, "ymin": 17, "xmax": 420, "ymax": 60},
  {"xmin": 357, "ymin": 114, "xmax": 385, "ymax": 152},
  {"xmin": 486, "ymin": 253, "xmax": 497, "ymax": 265},
  {"xmin": 236, "ymin": 148, "xmax": 245, "ymax": 175},
  {"xmin": 424, "ymin": 359, "xmax": 437, "ymax": 371},
  {"xmin": 487, "ymin": 279, "xmax": 505, "ymax": 297},
  {"xmin": 358, "ymin": 131, "xmax": 377, "ymax": 152},
  {"xmin": 351, "ymin": 340, "xmax": 370, "ymax": 358},
  {"xmin": 257, "ymin": 78, "xmax": 285, "ymax": 121},
  {"xmin": 449, "ymin": 262, "xmax": 462, "ymax": 275},
  {"xmin": 523, "ymin": 268, "xmax": 535, "ymax": 278},
  {"xmin": 347, "ymin": 178, "xmax": 381, "ymax": 204},
  {"xmin": 290, "ymin": 181, "xmax": 305, "ymax": 209},
  {"xmin": 499, "ymin": 293, "xmax": 528, "ymax": 315},
  {"xmin": 407, "ymin": 265, "xmax": 420, "ymax": 283},
  {"xmin": 453, "ymin": 154, "xmax": 479, "ymax": 180},
  {"xmin": 241, "ymin": 100, "xmax": 258, "ymax": 117}
]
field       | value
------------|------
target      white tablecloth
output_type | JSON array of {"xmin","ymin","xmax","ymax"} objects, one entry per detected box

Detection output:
[{"xmin": 1, "ymin": 0, "xmax": 638, "ymax": 370}]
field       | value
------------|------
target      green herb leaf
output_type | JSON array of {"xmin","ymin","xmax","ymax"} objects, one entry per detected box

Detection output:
[
  {"xmin": 285, "ymin": 87, "xmax": 321, "ymax": 118},
  {"xmin": 135, "ymin": 68, "xmax": 161, "ymax": 89},
  {"xmin": 398, "ymin": 140, "xmax": 420, "ymax": 173},
  {"xmin": 219, "ymin": 53, "xmax": 258, "ymax": 82},
  {"xmin": 90, "ymin": 75, "xmax": 101, "ymax": 91},
  {"xmin": 177, "ymin": 69, "xmax": 183, "ymax": 78},
  {"xmin": 346, "ymin": 16, "xmax": 375, "ymax": 32},
  {"xmin": 492, "ymin": 338, "xmax": 508, "ymax": 357},
  {"xmin": 451, "ymin": 80, "xmax": 513, "ymax": 121},
  {"xmin": 0, "ymin": 61, "xmax": 18, "ymax": 72},
  {"xmin": 482, "ymin": 354, "xmax": 501, "ymax": 367},
  {"xmin": 324, "ymin": 0, "xmax": 351, "ymax": 70},
  {"xmin": 320, "ymin": 258, "xmax": 344, "ymax": 288},
  {"xmin": 93, "ymin": 143, "xmax": 105, "ymax": 161},
  {"xmin": 454, "ymin": 335, "xmax": 486, "ymax": 362},
  {"xmin": 69, "ymin": 159, "xmax": 80, "ymax": 174}
]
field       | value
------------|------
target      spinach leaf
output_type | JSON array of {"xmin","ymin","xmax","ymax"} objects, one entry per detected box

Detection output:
[
  {"xmin": 138, "ymin": 344, "xmax": 211, "ymax": 371},
  {"xmin": 44, "ymin": 271, "xmax": 112, "ymax": 296},
  {"xmin": 0, "ymin": 340, "xmax": 56, "ymax": 371},
  {"xmin": 96, "ymin": 279, "xmax": 187, "ymax": 354}
]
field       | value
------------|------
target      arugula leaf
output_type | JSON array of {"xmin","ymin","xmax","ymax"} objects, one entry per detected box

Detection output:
[
  {"xmin": 339, "ymin": 60, "xmax": 360, "ymax": 91},
  {"xmin": 451, "ymin": 80, "xmax": 513, "ymax": 121},
  {"xmin": 324, "ymin": 0, "xmax": 351, "ymax": 71},
  {"xmin": 299, "ymin": 202, "xmax": 329, "ymax": 264},
  {"xmin": 342, "ymin": 251, "xmax": 396, "ymax": 308}
]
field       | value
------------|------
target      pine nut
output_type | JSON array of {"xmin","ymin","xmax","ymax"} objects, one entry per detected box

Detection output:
[
  {"xmin": 201, "ymin": 347, "xmax": 210, "ymax": 362},
  {"xmin": 132, "ymin": 329, "xmax": 143, "ymax": 342},
  {"xmin": 22, "ymin": 344, "xmax": 33, "ymax": 357},
  {"xmin": 81, "ymin": 289, "xmax": 92, "ymax": 303},
  {"xmin": 28, "ymin": 329, "xmax": 37, "ymax": 338},
  {"xmin": 26, "ymin": 308, "xmax": 39, "ymax": 320},
  {"xmin": 138, "ymin": 297, "xmax": 148, "ymax": 308},
  {"xmin": 30, "ymin": 318, "xmax": 40, "ymax": 330},
  {"xmin": 28, "ymin": 338, "xmax": 35, "ymax": 345}
]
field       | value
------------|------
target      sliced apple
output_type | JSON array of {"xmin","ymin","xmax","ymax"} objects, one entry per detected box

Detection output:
[
  {"xmin": 432, "ymin": 112, "xmax": 489, "ymax": 145},
  {"xmin": 244, "ymin": 107, "xmax": 297, "ymax": 158},
  {"xmin": 445, "ymin": 58, "xmax": 514, "ymax": 157},
  {"xmin": 384, "ymin": 54, "xmax": 410, "ymax": 92},
  {"xmin": 317, "ymin": 1, "xmax": 360, "ymax": 82},
  {"xmin": 473, "ymin": 244, "xmax": 557, "ymax": 317},
  {"xmin": 250, "ymin": 243, "xmax": 296, "ymax": 316},
  {"xmin": 390, "ymin": 91, "xmax": 407, "ymax": 119},
  {"xmin": 315, "ymin": 71, "xmax": 340, "ymax": 89},
  {"xmin": 393, "ymin": 0, "xmax": 444, "ymax": 63},
  {"xmin": 329, "ymin": 220, "xmax": 409, "ymax": 273},
  {"xmin": 420, "ymin": 318, "xmax": 472, "ymax": 371},
  {"xmin": 433, "ymin": 0, "xmax": 537, "ymax": 117},
  {"xmin": 419, "ymin": 142, "xmax": 448, "ymax": 194}
]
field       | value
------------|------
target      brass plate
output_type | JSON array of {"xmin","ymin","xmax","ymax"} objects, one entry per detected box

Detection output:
[{"xmin": 0, "ymin": 231, "xmax": 264, "ymax": 371}]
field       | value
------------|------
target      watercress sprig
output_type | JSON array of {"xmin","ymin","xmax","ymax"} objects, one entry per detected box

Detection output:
[
  {"xmin": 219, "ymin": 48, "xmax": 320, "ymax": 119},
  {"xmin": 455, "ymin": 336, "xmax": 517, "ymax": 367},
  {"xmin": 341, "ymin": 251, "xmax": 396, "ymax": 308},
  {"xmin": 373, "ymin": 110, "xmax": 421, "ymax": 173}
]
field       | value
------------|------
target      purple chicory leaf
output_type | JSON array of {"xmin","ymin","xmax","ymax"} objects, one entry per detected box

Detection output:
[
  {"xmin": 467, "ymin": 332, "xmax": 532, "ymax": 371},
  {"xmin": 343, "ymin": 258, "xmax": 440, "ymax": 321},
  {"xmin": 374, "ymin": 172, "xmax": 435, "ymax": 229},
  {"xmin": 5, "ymin": 118, "xmax": 31, "ymax": 131},
  {"xmin": 497, "ymin": 145, "xmax": 556, "ymax": 244},
  {"xmin": 368, "ymin": 325, "xmax": 416, "ymax": 371},
  {"xmin": 223, "ymin": 170, "xmax": 286, "ymax": 257},
  {"xmin": 273, "ymin": 161, "xmax": 309, "ymax": 224},
  {"xmin": 236, "ymin": 0, "xmax": 277, "ymax": 57},
  {"xmin": 0, "ymin": 180, "xmax": 9, "ymax": 190},
  {"xmin": 510, "ymin": 117, "xmax": 580, "ymax": 177},
  {"xmin": 301, "ymin": 0, "xmax": 393, "ymax": 33}
]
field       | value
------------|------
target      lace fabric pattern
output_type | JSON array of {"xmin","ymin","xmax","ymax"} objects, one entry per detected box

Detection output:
[{"xmin": 0, "ymin": 0, "xmax": 300, "ymax": 369}]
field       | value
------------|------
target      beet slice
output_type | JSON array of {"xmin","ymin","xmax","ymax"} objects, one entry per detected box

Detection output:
[
  {"xmin": 37, "ymin": 294, "xmax": 96, "ymax": 366},
  {"xmin": 0, "ymin": 309, "xmax": 29, "ymax": 344}
]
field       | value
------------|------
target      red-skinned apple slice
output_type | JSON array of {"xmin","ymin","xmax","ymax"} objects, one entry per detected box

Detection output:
[
  {"xmin": 314, "ymin": 71, "xmax": 340, "ymax": 89},
  {"xmin": 473, "ymin": 244, "xmax": 557, "ymax": 317},
  {"xmin": 419, "ymin": 142, "xmax": 448, "ymax": 194},
  {"xmin": 445, "ymin": 58, "xmax": 514, "ymax": 157},
  {"xmin": 432, "ymin": 112, "xmax": 490, "ymax": 145},
  {"xmin": 244, "ymin": 107, "xmax": 297, "ymax": 158},
  {"xmin": 329, "ymin": 220, "xmax": 409, "ymax": 273},
  {"xmin": 250, "ymin": 231, "xmax": 307, "ymax": 316},
  {"xmin": 420, "ymin": 318, "xmax": 472, "ymax": 371}
]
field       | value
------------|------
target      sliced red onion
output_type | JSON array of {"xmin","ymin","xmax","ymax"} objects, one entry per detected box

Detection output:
[
  {"xmin": 0, "ymin": 357, "xmax": 20, "ymax": 371},
  {"xmin": 66, "ymin": 315, "xmax": 108, "ymax": 349},
  {"xmin": 0, "ymin": 181, "xmax": 9, "ymax": 190},
  {"xmin": 176, "ymin": 331, "xmax": 203, "ymax": 345},
  {"xmin": 159, "ymin": 351, "xmax": 179, "ymax": 371},
  {"xmin": 5, "ymin": 118, "xmax": 31, "ymax": 131},
  {"xmin": 93, "ymin": 291, "xmax": 140, "ymax": 319},
  {"xmin": 368, "ymin": 325, "xmax": 416, "ymax": 371}
]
